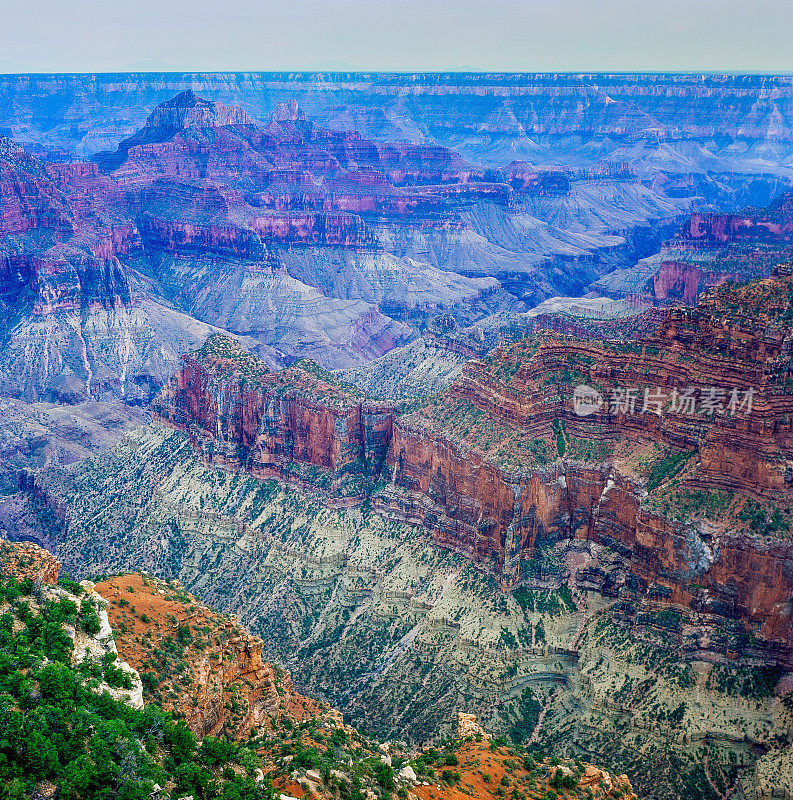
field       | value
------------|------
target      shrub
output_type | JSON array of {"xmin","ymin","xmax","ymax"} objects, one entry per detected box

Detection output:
[{"xmin": 79, "ymin": 598, "xmax": 102, "ymax": 636}]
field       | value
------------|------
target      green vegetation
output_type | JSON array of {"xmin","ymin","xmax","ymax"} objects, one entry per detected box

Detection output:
[
  {"xmin": 564, "ymin": 436, "xmax": 612, "ymax": 463},
  {"xmin": 643, "ymin": 485, "xmax": 792, "ymax": 535},
  {"xmin": 646, "ymin": 450, "xmax": 694, "ymax": 492},
  {"xmin": 256, "ymin": 716, "xmax": 412, "ymax": 800},
  {"xmin": 551, "ymin": 418, "xmax": 566, "ymax": 458},
  {"xmin": 290, "ymin": 358, "xmax": 363, "ymax": 397},
  {"xmin": 548, "ymin": 768, "xmax": 577, "ymax": 792},
  {"xmin": 739, "ymin": 499, "xmax": 792, "ymax": 536},
  {"xmin": 78, "ymin": 597, "xmax": 102, "ymax": 636},
  {"xmin": 420, "ymin": 396, "xmax": 554, "ymax": 470},
  {"xmin": 0, "ymin": 576, "xmax": 275, "ymax": 800},
  {"xmin": 514, "ymin": 585, "xmax": 576, "ymax": 615},
  {"xmin": 643, "ymin": 485, "xmax": 737, "ymax": 525},
  {"xmin": 480, "ymin": 337, "xmax": 542, "ymax": 384},
  {"xmin": 508, "ymin": 687, "xmax": 542, "ymax": 743},
  {"xmin": 706, "ymin": 663, "xmax": 785, "ymax": 700},
  {"xmin": 194, "ymin": 333, "xmax": 272, "ymax": 385}
]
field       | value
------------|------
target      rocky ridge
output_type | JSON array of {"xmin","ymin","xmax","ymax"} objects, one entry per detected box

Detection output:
[
  {"xmin": 153, "ymin": 333, "xmax": 394, "ymax": 499},
  {"xmin": 96, "ymin": 572, "xmax": 331, "ymax": 740},
  {"xmin": 0, "ymin": 538, "xmax": 61, "ymax": 584}
]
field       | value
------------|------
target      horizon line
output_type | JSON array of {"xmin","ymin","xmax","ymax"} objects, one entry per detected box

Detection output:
[{"xmin": 2, "ymin": 69, "xmax": 793, "ymax": 78}]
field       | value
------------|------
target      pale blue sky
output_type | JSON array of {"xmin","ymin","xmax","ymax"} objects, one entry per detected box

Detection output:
[{"xmin": 1, "ymin": 0, "xmax": 792, "ymax": 73}]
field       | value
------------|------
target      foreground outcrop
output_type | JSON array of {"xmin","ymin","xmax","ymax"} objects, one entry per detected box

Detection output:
[
  {"xmin": 0, "ymin": 539, "xmax": 289, "ymax": 799},
  {"xmin": 0, "ymin": 539, "xmax": 635, "ymax": 800},
  {"xmin": 97, "ymin": 572, "xmax": 331, "ymax": 739},
  {"xmin": 0, "ymin": 538, "xmax": 61, "ymax": 584}
]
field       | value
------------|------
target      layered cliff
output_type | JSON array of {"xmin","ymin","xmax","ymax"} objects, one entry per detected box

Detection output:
[
  {"xmin": 0, "ymin": 91, "xmax": 543, "ymax": 398},
  {"xmin": 0, "ymin": 132, "xmax": 286, "ymax": 403},
  {"xmin": 155, "ymin": 273, "xmax": 793, "ymax": 666},
  {"xmin": 386, "ymin": 274, "xmax": 793, "ymax": 649},
  {"xmin": 0, "ymin": 135, "xmax": 135, "ymax": 317},
  {"xmin": 6, "ymin": 74, "xmax": 793, "ymax": 395},
  {"xmin": 153, "ymin": 333, "xmax": 395, "ymax": 497}
]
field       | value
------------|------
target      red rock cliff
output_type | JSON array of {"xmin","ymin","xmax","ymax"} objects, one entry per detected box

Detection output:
[
  {"xmin": 156, "ymin": 275, "xmax": 793, "ymax": 658},
  {"xmin": 153, "ymin": 333, "xmax": 395, "ymax": 496}
]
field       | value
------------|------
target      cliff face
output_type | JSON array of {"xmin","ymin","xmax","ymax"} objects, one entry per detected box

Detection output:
[
  {"xmin": 683, "ymin": 195, "xmax": 793, "ymax": 245},
  {"xmin": 156, "ymin": 273, "xmax": 793, "ymax": 661},
  {"xmin": 382, "ymin": 421, "xmax": 518, "ymax": 571},
  {"xmin": 0, "ymin": 136, "xmax": 136, "ymax": 317},
  {"xmin": 154, "ymin": 334, "xmax": 395, "ymax": 495},
  {"xmin": 604, "ymin": 193, "xmax": 793, "ymax": 305}
]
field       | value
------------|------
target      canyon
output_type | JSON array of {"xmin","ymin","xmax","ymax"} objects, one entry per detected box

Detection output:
[
  {"xmin": 595, "ymin": 192, "xmax": 793, "ymax": 304},
  {"xmin": 3, "ymin": 73, "xmax": 793, "ymax": 800},
  {"xmin": 1, "ymin": 531, "xmax": 637, "ymax": 800},
  {"xmin": 29, "ymin": 419, "xmax": 793, "ymax": 800},
  {"xmin": 2, "ymin": 74, "xmax": 793, "ymax": 405},
  {"xmin": 10, "ymin": 271, "xmax": 788, "ymax": 800}
]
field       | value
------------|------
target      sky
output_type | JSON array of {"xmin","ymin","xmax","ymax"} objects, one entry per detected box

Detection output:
[{"xmin": 1, "ymin": 0, "xmax": 792, "ymax": 74}]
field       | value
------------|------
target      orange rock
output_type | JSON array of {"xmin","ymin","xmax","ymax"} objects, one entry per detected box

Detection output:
[
  {"xmin": 96, "ymin": 573, "xmax": 331, "ymax": 740},
  {"xmin": 0, "ymin": 539, "xmax": 60, "ymax": 585}
]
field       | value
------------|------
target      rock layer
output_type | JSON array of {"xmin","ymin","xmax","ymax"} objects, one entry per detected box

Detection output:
[
  {"xmin": 156, "ymin": 273, "xmax": 793, "ymax": 660},
  {"xmin": 153, "ymin": 334, "xmax": 395, "ymax": 496}
]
